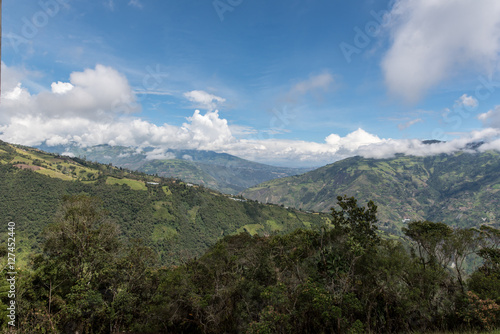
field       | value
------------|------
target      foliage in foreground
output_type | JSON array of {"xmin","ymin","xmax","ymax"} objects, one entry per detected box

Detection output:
[{"xmin": 3, "ymin": 195, "xmax": 500, "ymax": 333}]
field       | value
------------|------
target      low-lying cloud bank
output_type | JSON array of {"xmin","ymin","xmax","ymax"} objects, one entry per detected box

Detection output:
[{"xmin": 2, "ymin": 64, "xmax": 500, "ymax": 167}]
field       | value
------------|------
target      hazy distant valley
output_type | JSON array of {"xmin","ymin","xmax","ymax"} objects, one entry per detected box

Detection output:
[
  {"xmin": 38, "ymin": 143, "xmax": 311, "ymax": 194},
  {"xmin": 38, "ymin": 142, "xmax": 500, "ymax": 234}
]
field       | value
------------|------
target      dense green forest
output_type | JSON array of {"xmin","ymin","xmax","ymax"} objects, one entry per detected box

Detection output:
[
  {"xmin": 3, "ymin": 140, "xmax": 500, "ymax": 333},
  {"xmin": 2, "ymin": 195, "xmax": 500, "ymax": 333},
  {"xmin": 0, "ymin": 140, "xmax": 328, "ymax": 264},
  {"xmin": 242, "ymin": 151, "xmax": 500, "ymax": 231}
]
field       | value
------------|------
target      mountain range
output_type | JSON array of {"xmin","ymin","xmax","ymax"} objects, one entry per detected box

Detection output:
[
  {"xmin": 242, "ymin": 151, "xmax": 500, "ymax": 233},
  {"xmin": 14, "ymin": 141, "xmax": 500, "ymax": 238},
  {"xmin": 37, "ymin": 143, "xmax": 310, "ymax": 194},
  {"xmin": 0, "ymin": 140, "xmax": 328, "ymax": 264}
]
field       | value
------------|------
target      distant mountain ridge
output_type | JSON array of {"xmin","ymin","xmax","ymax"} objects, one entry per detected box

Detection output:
[
  {"xmin": 37, "ymin": 143, "xmax": 310, "ymax": 194},
  {"xmin": 241, "ymin": 151, "xmax": 500, "ymax": 232},
  {"xmin": 0, "ymin": 140, "xmax": 329, "ymax": 264}
]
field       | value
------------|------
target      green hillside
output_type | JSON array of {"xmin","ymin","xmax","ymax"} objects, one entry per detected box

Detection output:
[
  {"xmin": 242, "ymin": 152, "xmax": 500, "ymax": 232},
  {"xmin": 0, "ymin": 140, "xmax": 329, "ymax": 264},
  {"xmin": 5, "ymin": 140, "xmax": 500, "ymax": 333},
  {"xmin": 39, "ymin": 144, "xmax": 309, "ymax": 194}
]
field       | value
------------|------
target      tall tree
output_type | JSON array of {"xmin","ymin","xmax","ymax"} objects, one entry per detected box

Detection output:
[{"xmin": 35, "ymin": 195, "xmax": 122, "ymax": 333}]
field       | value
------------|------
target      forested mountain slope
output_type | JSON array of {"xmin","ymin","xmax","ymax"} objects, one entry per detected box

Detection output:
[
  {"xmin": 0, "ymin": 140, "xmax": 328, "ymax": 264},
  {"xmin": 242, "ymin": 152, "xmax": 500, "ymax": 231},
  {"xmin": 38, "ymin": 143, "xmax": 310, "ymax": 194}
]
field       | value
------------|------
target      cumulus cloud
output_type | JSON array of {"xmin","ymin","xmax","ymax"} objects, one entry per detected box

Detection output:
[
  {"xmin": 183, "ymin": 90, "xmax": 226, "ymax": 111},
  {"xmin": 0, "ymin": 64, "xmax": 233, "ymax": 150},
  {"xmin": 0, "ymin": 112, "xmax": 235, "ymax": 150},
  {"xmin": 325, "ymin": 128, "xmax": 383, "ymax": 150},
  {"xmin": 456, "ymin": 94, "xmax": 478, "ymax": 109},
  {"xmin": 382, "ymin": 0, "xmax": 500, "ymax": 102},
  {"xmin": 479, "ymin": 106, "xmax": 500, "ymax": 129},
  {"xmin": 358, "ymin": 128, "xmax": 500, "ymax": 159},
  {"xmin": 51, "ymin": 81, "xmax": 74, "ymax": 94},
  {"xmin": 1, "ymin": 64, "xmax": 138, "ymax": 123},
  {"xmin": 182, "ymin": 110, "xmax": 234, "ymax": 147},
  {"xmin": 4, "ymin": 83, "xmax": 26, "ymax": 100},
  {"xmin": 219, "ymin": 127, "xmax": 500, "ymax": 167},
  {"xmin": 3, "ymin": 63, "xmax": 500, "ymax": 168}
]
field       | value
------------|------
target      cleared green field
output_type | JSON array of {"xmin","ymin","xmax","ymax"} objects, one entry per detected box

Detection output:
[
  {"xmin": 237, "ymin": 224, "xmax": 264, "ymax": 235},
  {"xmin": 37, "ymin": 168, "xmax": 75, "ymax": 181},
  {"xmin": 266, "ymin": 219, "xmax": 284, "ymax": 231},
  {"xmin": 106, "ymin": 177, "xmax": 147, "ymax": 190}
]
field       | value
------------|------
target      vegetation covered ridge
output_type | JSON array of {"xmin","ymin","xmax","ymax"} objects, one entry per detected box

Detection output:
[
  {"xmin": 242, "ymin": 151, "xmax": 500, "ymax": 232},
  {"xmin": 37, "ymin": 143, "xmax": 311, "ymax": 194},
  {"xmin": 2, "ymin": 195, "xmax": 500, "ymax": 333},
  {"xmin": 0, "ymin": 139, "xmax": 329, "ymax": 265}
]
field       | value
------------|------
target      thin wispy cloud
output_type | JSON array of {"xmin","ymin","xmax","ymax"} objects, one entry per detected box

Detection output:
[
  {"xmin": 398, "ymin": 118, "xmax": 423, "ymax": 130},
  {"xmin": 128, "ymin": 0, "xmax": 143, "ymax": 9},
  {"xmin": 134, "ymin": 90, "xmax": 173, "ymax": 96},
  {"xmin": 289, "ymin": 73, "xmax": 334, "ymax": 96},
  {"xmin": 105, "ymin": 0, "xmax": 115, "ymax": 11},
  {"xmin": 183, "ymin": 90, "xmax": 226, "ymax": 111}
]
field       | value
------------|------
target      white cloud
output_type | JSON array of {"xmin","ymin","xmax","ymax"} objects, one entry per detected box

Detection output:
[
  {"xmin": 128, "ymin": 0, "xmax": 143, "ymax": 9},
  {"xmin": 183, "ymin": 90, "xmax": 226, "ymax": 111},
  {"xmin": 105, "ymin": 0, "xmax": 114, "ymax": 10},
  {"xmin": 358, "ymin": 128, "xmax": 500, "ymax": 160},
  {"xmin": 479, "ymin": 106, "xmax": 500, "ymax": 129},
  {"xmin": 219, "ymin": 128, "xmax": 500, "ymax": 167},
  {"xmin": 182, "ymin": 110, "xmax": 234, "ymax": 147},
  {"xmin": 325, "ymin": 128, "xmax": 383, "ymax": 150},
  {"xmin": 1, "ymin": 64, "xmax": 138, "ymax": 123},
  {"xmin": 4, "ymin": 83, "xmax": 25, "ymax": 100},
  {"xmin": 457, "ymin": 94, "xmax": 478, "ymax": 109},
  {"xmin": 398, "ymin": 118, "xmax": 423, "ymax": 130},
  {"xmin": 290, "ymin": 73, "xmax": 334, "ymax": 96},
  {"xmin": 479, "ymin": 137, "xmax": 500, "ymax": 152},
  {"xmin": 145, "ymin": 148, "xmax": 176, "ymax": 161},
  {"xmin": 228, "ymin": 124, "xmax": 258, "ymax": 137},
  {"xmin": 0, "ymin": 112, "xmax": 234, "ymax": 150},
  {"xmin": 1, "ymin": 62, "xmax": 27, "ymax": 93},
  {"xmin": 2, "ymin": 64, "xmax": 500, "ymax": 168},
  {"xmin": 382, "ymin": 0, "xmax": 500, "ymax": 102},
  {"xmin": 51, "ymin": 81, "xmax": 74, "ymax": 94}
]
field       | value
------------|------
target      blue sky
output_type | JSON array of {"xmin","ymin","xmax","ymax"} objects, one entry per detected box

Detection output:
[{"xmin": 2, "ymin": 0, "xmax": 500, "ymax": 167}]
